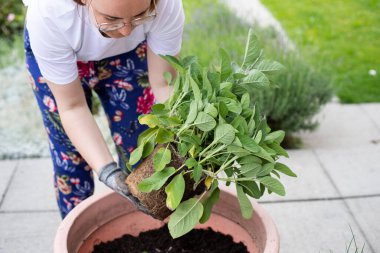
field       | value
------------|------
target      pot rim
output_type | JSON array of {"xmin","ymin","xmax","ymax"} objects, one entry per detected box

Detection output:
[{"xmin": 54, "ymin": 185, "xmax": 279, "ymax": 253}]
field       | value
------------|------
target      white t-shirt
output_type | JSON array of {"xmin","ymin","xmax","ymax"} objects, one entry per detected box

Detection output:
[{"xmin": 24, "ymin": 0, "xmax": 184, "ymax": 85}]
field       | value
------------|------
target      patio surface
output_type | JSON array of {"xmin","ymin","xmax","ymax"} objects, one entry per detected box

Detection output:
[{"xmin": 0, "ymin": 101, "xmax": 379, "ymax": 253}]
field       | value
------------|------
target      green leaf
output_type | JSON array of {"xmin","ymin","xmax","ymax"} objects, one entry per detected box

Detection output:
[
  {"xmin": 151, "ymin": 104, "xmax": 169, "ymax": 115},
  {"xmin": 217, "ymin": 97, "xmax": 242, "ymax": 114},
  {"xmin": 183, "ymin": 56, "xmax": 197, "ymax": 68},
  {"xmin": 202, "ymin": 70, "xmax": 213, "ymax": 99},
  {"xmin": 236, "ymin": 184, "xmax": 253, "ymax": 219},
  {"xmin": 232, "ymin": 136, "xmax": 243, "ymax": 147},
  {"xmin": 254, "ymin": 130, "xmax": 262, "ymax": 143},
  {"xmin": 193, "ymin": 163, "xmax": 203, "ymax": 183},
  {"xmin": 158, "ymin": 115, "xmax": 182, "ymax": 127},
  {"xmin": 180, "ymin": 134, "xmax": 201, "ymax": 146},
  {"xmin": 137, "ymin": 127, "xmax": 158, "ymax": 146},
  {"xmin": 207, "ymin": 71, "xmax": 221, "ymax": 91},
  {"xmin": 268, "ymin": 142, "xmax": 289, "ymax": 158},
  {"xmin": 218, "ymin": 101, "xmax": 229, "ymax": 118},
  {"xmin": 231, "ymin": 116, "xmax": 249, "ymax": 135},
  {"xmin": 190, "ymin": 74, "xmax": 203, "ymax": 109},
  {"xmin": 241, "ymin": 93, "xmax": 250, "ymax": 109},
  {"xmin": 163, "ymin": 72, "xmax": 172, "ymax": 85},
  {"xmin": 160, "ymin": 55, "xmax": 184, "ymax": 72},
  {"xmin": 129, "ymin": 145, "xmax": 144, "ymax": 165},
  {"xmin": 190, "ymin": 62, "xmax": 203, "ymax": 83},
  {"xmin": 168, "ymin": 198, "xmax": 204, "ymax": 239},
  {"xmin": 238, "ymin": 134, "xmax": 260, "ymax": 153},
  {"xmin": 137, "ymin": 167, "xmax": 176, "ymax": 193},
  {"xmin": 242, "ymin": 29, "xmax": 261, "ymax": 69},
  {"xmin": 200, "ymin": 188, "xmax": 220, "ymax": 224},
  {"xmin": 185, "ymin": 100, "xmax": 198, "ymax": 124},
  {"xmin": 185, "ymin": 158, "xmax": 198, "ymax": 168},
  {"xmin": 257, "ymin": 163, "xmax": 275, "ymax": 177},
  {"xmin": 255, "ymin": 60, "xmax": 285, "ymax": 73},
  {"xmin": 227, "ymin": 145, "xmax": 251, "ymax": 157},
  {"xmin": 165, "ymin": 173, "xmax": 185, "ymax": 210},
  {"xmin": 259, "ymin": 176, "xmax": 285, "ymax": 196},
  {"xmin": 240, "ymin": 163, "xmax": 261, "ymax": 178},
  {"xmin": 153, "ymin": 147, "xmax": 172, "ymax": 172},
  {"xmin": 248, "ymin": 107, "xmax": 256, "ymax": 136},
  {"xmin": 240, "ymin": 69, "xmax": 270, "ymax": 87},
  {"xmin": 138, "ymin": 114, "xmax": 160, "ymax": 128},
  {"xmin": 219, "ymin": 48, "xmax": 232, "ymax": 81},
  {"xmin": 254, "ymin": 147, "xmax": 274, "ymax": 163},
  {"xmin": 204, "ymin": 103, "xmax": 218, "ymax": 118},
  {"xmin": 239, "ymin": 156, "xmax": 262, "ymax": 165},
  {"xmin": 156, "ymin": 128, "xmax": 174, "ymax": 144},
  {"xmin": 178, "ymin": 143, "xmax": 190, "ymax": 157},
  {"xmin": 194, "ymin": 112, "xmax": 217, "ymax": 132},
  {"xmin": 265, "ymin": 130, "xmax": 285, "ymax": 144},
  {"xmin": 142, "ymin": 139, "xmax": 155, "ymax": 159},
  {"xmin": 214, "ymin": 124, "xmax": 236, "ymax": 145},
  {"xmin": 274, "ymin": 163, "xmax": 297, "ymax": 177},
  {"xmin": 238, "ymin": 181, "xmax": 261, "ymax": 199}
]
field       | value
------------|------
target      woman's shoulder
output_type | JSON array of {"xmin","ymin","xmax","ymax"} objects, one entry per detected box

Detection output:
[{"xmin": 29, "ymin": 0, "xmax": 77, "ymax": 19}]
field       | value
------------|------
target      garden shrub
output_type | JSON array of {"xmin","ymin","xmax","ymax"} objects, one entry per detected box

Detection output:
[
  {"xmin": 0, "ymin": 0, "xmax": 26, "ymax": 40},
  {"xmin": 182, "ymin": 1, "xmax": 333, "ymax": 148}
]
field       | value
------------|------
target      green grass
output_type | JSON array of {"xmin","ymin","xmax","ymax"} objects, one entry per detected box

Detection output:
[
  {"xmin": 182, "ymin": 0, "xmax": 249, "ymax": 66},
  {"xmin": 261, "ymin": 0, "xmax": 380, "ymax": 103},
  {"xmin": 0, "ymin": 35, "xmax": 24, "ymax": 69}
]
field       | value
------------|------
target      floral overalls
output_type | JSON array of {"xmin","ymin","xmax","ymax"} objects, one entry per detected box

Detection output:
[{"xmin": 24, "ymin": 28, "xmax": 155, "ymax": 218}]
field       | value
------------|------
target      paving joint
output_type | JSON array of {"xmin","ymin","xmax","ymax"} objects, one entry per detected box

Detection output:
[
  {"xmin": 312, "ymin": 148, "xmax": 376, "ymax": 253},
  {"xmin": 359, "ymin": 104, "xmax": 380, "ymax": 133},
  {"xmin": 0, "ymin": 209, "xmax": 59, "ymax": 214},
  {"xmin": 0, "ymin": 161, "xmax": 19, "ymax": 209},
  {"xmin": 259, "ymin": 194, "xmax": 380, "ymax": 204}
]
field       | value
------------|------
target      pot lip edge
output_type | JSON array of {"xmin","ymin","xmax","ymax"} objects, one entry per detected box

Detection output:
[
  {"xmin": 53, "ymin": 189, "xmax": 114, "ymax": 253},
  {"xmin": 54, "ymin": 187, "xmax": 280, "ymax": 252}
]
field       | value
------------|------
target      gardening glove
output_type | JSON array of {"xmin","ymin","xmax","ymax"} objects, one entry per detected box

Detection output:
[{"xmin": 98, "ymin": 162, "xmax": 152, "ymax": 216}]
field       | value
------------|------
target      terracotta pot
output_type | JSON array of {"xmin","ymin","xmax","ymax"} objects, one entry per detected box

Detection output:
[{"xmin": 54, "ymin": 185, "xmax": 279, "ymax": 253}]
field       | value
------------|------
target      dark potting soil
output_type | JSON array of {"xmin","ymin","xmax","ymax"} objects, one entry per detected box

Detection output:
[{"xmin": 92, "ymin": 225, "xmax": 249, "ymax": 253}]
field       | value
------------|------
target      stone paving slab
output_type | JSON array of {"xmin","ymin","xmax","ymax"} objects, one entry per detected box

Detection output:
[
  {"xmin": 259, "ymin": 149, "xmax": 339, "ymax": 202},
  {"xmin": 0, "ymin": 159, "xmax": 57, "ymax": 211},
  {"xmin": 315, "ymin": 144, "xmax": 380, "ymax": 196},
  {"xmin": 296, "ymin": 103, "xmax": 380, "ymax": 149},
  {"xmin": 360, "ymin": 104, "xmax": 380, "ymax": 132},
  {"xmin": 346, "ymin": 197, "xmax": 380, "ymax": 252},
  {"xmin": 261, "ymin": 200, "xmax": 372, "ymax": 253},
  {"xmin": 0, "ymin": 211, "xmax": 60, "ymax": 253},
  {"xmin": 0, "ymin": 160, "xmax": 17, "ymax": 205}
]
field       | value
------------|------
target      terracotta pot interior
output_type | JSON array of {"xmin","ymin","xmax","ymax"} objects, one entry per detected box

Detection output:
[{"xmin": 66, "ymin": 191, "xmax": 267, "ymax": 253}]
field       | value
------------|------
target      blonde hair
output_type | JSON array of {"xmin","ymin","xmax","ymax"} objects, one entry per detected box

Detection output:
[{"xmin": 73, "ymin": 0, "xmax": 159, "ymax": 13}]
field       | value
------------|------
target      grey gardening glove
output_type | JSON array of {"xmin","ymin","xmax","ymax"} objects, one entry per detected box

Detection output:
[{"xmin": 98, "ymin": 162, "xmax": 152, "ymax": 216}]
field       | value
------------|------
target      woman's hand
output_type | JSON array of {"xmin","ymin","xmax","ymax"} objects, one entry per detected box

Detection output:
[{"xmin": 98, "ymin": 162, "xmax": 152, "ymax": 215}]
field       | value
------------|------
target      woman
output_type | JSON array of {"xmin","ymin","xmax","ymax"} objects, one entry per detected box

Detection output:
[{"xmin": 23, "ymin": 0, "xmax": 184, "ymax": 218}]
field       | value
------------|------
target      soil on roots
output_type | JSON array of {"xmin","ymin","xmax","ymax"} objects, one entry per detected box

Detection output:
[{"xmin": 126, "ymin": 144, "xmax": 206, "ymax": 220}]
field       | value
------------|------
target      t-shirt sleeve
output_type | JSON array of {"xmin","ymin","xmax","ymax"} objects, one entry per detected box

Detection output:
[
  {"xmin": 26, "ymin": 3, "xmax": 78, "ymax": 85},
  {"xmin": 146, "ymin": 0, "xmax": 185, "ymax": 56}
]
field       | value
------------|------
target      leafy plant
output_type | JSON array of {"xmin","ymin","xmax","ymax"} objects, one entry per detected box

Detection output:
[
  {"xmin": 182, "ymin": 1, "xmax": 333, "ymax": 148},
  {"xmin": 127, "ymin": 29, "xmax": 296, "ymax": 239}
]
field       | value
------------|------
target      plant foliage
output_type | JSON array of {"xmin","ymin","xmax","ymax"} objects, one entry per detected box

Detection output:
[{"xmin": 127, "ymin": 29, "xmax": 296, "ymax": 239}]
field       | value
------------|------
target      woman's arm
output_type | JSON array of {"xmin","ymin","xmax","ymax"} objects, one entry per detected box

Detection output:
[
  {"xmin": 46, "ymin": 77, "xmax": 113, "ymax": 174},
  {"xmin": 147, "ymin": 46, "xmax": 177, "ymax": 103}
]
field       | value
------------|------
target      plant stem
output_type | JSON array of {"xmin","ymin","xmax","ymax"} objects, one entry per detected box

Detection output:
[
  {"xmin": 198, "ymin": 144, "xmax": 226, "ymax": 165},
  {"xmin": 215, "ymin": 156, "xmax": 238, "ymax": 175}
]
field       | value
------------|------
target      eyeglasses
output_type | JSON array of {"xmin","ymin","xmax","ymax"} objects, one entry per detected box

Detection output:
[{"xmin": 88, "ymin": 0, "xmax": 156, "ymax": 34}]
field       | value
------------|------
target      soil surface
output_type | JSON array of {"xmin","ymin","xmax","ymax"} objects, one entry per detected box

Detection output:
[{"xmin": 92, "ymin": 225, "xmax": 249, "ymax": 253}]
